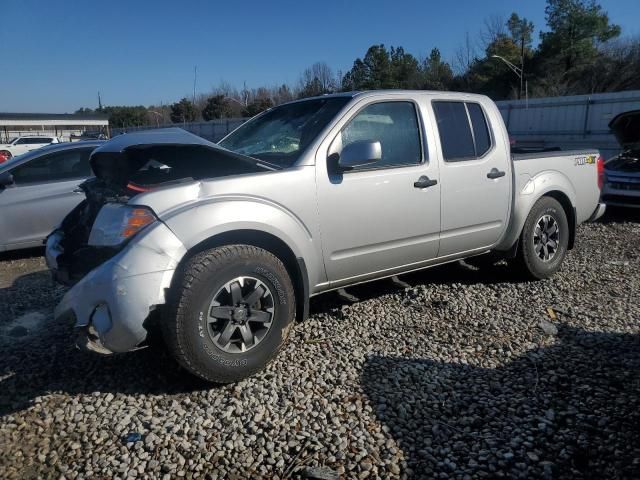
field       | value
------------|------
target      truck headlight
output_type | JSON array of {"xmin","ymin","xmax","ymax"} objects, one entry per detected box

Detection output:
[{"xmin": 88, "ymin": 204, "xmax": 157, "ymax": 247}]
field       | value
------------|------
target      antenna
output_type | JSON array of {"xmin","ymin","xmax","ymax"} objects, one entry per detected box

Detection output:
[{"xmin": 98, "ymin": 91, "xmax": 103, "ymax": 110}]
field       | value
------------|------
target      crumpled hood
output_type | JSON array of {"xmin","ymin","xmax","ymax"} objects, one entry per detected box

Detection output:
[
  {"xmin": 90, "ymin": 127, "xmax": 273, "ymax": 186},
  {"xmin": 609, "ymin": 110, "xmax": 640, "ymax": 149}
]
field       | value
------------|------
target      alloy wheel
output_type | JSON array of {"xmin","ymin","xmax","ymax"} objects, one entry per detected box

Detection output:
[{"xmin": 207, "ymin": 276, "xmax": 274, "ymax": 353}]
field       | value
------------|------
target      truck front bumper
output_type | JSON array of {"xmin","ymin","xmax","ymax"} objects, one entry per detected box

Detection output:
[{"xmin": 47, "ymin": 223, "xmax": 187, "ymax": 354}]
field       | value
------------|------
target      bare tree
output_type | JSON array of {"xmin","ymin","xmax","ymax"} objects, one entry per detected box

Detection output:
[
  {"xmin": 454, "ymin": 32, "xmax": 477, "ymax": 75},
  {"xmin": 299, "ymin": 62, "xmax": 337, "ymax": 94},
  {"xmin": 480, "ymin": 14, "xmax": 507, "ymax": 50}
]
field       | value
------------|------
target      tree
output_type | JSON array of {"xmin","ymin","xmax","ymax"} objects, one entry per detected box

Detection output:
[
  {"xmin": 202, "ymin": 95, "xmax": 231, "ymax": 120},
  {"xmin": 508, "ymin": 13, "xmax": 535, "ymax": 51},
  {"xmin": 342, "ymin": 44, "xmax": 421, "ymax": 91},
  {"xmin": 99, "ymin": 106, "xmax": 148, "ymax": 128},
  {"xmin": 422, "ymin": 48, "xmax": 454, "ymax": 90},
  {"xmin": 299, "ymin": 62, "xmax": 336, "ymax": 97},
  {"xmin": 243, "ymin": 97, "xmax": 273, "ymax": 117},
  {"xmin": 538, "ymin": 0, "xmax": 621, "ymax": 82},
  {"xmin": 74, "ymin": 107, "xmax": 95, "ymax": 115},
  {"xmin": 170, "ymin": 98, "xmax": 197, "ymax": 123},
  {"xmin": 390, "ymin": 46, "xmax": 421, "ymax": 89}
]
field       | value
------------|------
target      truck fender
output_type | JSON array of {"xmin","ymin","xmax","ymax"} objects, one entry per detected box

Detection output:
[
  {"xmin": 162, "ymin": 197, "xmax": 321, "ymax": 309},
  {"xmin": 497, "ymin": 170, "xmax": 577, "ymax": 252}
]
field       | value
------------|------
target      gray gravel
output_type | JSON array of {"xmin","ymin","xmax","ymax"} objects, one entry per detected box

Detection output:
[{"xmin": 1, "ymin": 209, "xmax": 639, "ymax": 479}]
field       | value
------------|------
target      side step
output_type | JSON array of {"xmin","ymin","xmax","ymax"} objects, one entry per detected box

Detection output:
[
  {"xmin": 390, "ymin": 275, "xmax": 410, "ymax": 289},
  {"xmin": 336, "ymin": 288, "xmax": 359, "ymax": 303}
]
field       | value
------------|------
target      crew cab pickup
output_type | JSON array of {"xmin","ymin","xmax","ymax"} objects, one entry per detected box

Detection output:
[{"xmin": 45, "ymin": 91, "xmax": 606, "ymax": 383}]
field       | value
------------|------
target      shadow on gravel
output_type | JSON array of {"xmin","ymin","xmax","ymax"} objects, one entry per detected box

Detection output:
[
  {"xmin": 361, "ymin": 325, "xmax": 640, "ymax": 479},
  {"xmin": 0, "ymin": 246, "xmax": 45, "ymax": 262},
  {"xmin": 598, "ymin": 206, "xmax": 640, "ymax": 224},
  {"xmin": 310, "ymin": 260, "xmax": 523, "ymax": 315},
  {"xmin": 0, "ymin": 272, "xmax": 214, "ymax": 417}
]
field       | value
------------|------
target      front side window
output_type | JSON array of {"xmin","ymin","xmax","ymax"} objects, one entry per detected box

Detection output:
[
  {"xmin": 433, "ymin": 101, "xmax": 493, "ymax": 161},
  {"xmin": 219, "ymin": 97, "xmax": 350, "ymax": 168},
  {"xmin": 340, "ymin": 101, "xmax": 422, "ymax": 169},
  {"xmin": 11, "ymin": 148, "xmax": 93, "ymax": 184}
]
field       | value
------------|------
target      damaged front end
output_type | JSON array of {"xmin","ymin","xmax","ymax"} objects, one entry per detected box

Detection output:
[
  {"xmin": 603, "ymin": 110, "xmax": 640, "ymax": 207},
  {"xmin": 47, "ymin": 128, "xmax": 274, "ymax": 353}
]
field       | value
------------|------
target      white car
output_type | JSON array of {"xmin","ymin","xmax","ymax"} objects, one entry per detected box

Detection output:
[{"xmin": 0, "ymin": 135, "xmax": 61, "ymax": 163}]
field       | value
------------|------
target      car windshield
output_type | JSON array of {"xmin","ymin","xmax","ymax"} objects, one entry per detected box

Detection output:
[{"xmin": 218, "ymin": 97, "xmax": 351, "ymax": 168}]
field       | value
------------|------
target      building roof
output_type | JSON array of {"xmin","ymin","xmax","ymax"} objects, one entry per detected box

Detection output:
[{"xmin": 0, "ymin": 112, "xmax": 109, "ymax": 126}]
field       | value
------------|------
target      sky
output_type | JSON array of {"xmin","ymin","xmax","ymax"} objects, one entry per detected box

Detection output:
[{"xmin": 1, "ymin": 0, "xmax": 639, "ymax": 113}]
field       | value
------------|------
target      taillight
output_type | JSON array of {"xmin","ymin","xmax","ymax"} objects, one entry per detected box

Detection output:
[
  {"xmin": 597, "ymin": 155, "xmax": 605, "ymax": 190},
  {"xmin": 0, "ymin": 151, "xmax": 11, "ymax": 163}
]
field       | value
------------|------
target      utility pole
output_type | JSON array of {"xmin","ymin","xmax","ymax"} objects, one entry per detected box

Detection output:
[
  {"xmin": 193, "ymin": 65, "xmax": 197, "ymax": 105},
  {"xmin": 519, "ymin": 36, "xmax": 525, "ymax": 101}
]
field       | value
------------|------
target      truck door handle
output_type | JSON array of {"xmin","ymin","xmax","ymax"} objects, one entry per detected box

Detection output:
[
  {"xmin": 414, "ymin": 176, "xmax": 438, "ymax": 188},
  {"xmin": 487, "ymin": 168, "xmax": 506, "ymax": 179}
]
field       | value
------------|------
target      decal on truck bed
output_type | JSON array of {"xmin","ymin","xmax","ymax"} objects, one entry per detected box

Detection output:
[{"xmin": 574, "ymin": 154, "xmax": 597, "ymax": 166}]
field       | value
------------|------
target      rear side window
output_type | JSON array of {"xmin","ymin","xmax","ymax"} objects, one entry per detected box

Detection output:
[
  {"xmin": 433, "ymin": 101, "xmax": 493, "ymax": 161},
  {"xmin": 467, "ymin": 103, "xmax": 491, "ymax": 156},
  {"xmin": 10, "ymin": 148, "xmax": 93, "ymax": 184},
  {"xmin": 341, "ymin": 101, "xmax": 422, "ymax": 169}
]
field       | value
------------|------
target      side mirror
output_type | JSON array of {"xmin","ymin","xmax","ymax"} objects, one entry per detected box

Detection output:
[
  {"xmin": 0, "ymin": 171, "xmax": 15, "ymax": 187},
  {"xmin": 338, "ymin": 141, "xmax": 382, "ymax": 170}
]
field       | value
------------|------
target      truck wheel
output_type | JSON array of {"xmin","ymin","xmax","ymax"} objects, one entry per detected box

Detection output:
[
  {"xmin": 163, "ymin": 245, "xmax": 296, "ymax": 383},
  {"xmin": 515, "ymin": 196, "xmax": 569, "ymax": 280}
]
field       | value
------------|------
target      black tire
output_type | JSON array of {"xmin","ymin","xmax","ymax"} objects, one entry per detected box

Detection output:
[
  {"xmin": 515, "ymin": 196, "xmax": 569, "ymax": 280},
  {"xmin": 163, "ymin": 245, "xmax": 296, "ymax": 383}
]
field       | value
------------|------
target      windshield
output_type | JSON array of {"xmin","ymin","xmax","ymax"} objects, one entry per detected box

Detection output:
[{"xmin": 219, "ymin": 97, "xmax": 351, "ymax": 167}]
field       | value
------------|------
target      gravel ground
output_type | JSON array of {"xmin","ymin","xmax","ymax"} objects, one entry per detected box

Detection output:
[{"xmin": 1, "ymin": 209, "xmax": 639, "ymax": 479}]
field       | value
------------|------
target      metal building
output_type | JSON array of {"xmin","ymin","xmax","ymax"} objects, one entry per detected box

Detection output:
[
  {"xmin": 0, "ymin": 112, "xmax": 109, "ymax": 143},
  {"xmin": 496, "ymin": 90, "xmax": 640, "ymax": 159}
]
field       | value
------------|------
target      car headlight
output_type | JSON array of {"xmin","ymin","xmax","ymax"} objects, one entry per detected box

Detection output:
[{"xmin": 88, "ymin": 204, "xmax": 157, "ymax": 247}]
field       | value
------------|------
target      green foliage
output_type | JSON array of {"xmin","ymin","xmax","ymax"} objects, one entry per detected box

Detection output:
[
  {"xmin": 538, "ymin": 0, "xmax": 621, "ymax": 88},
  {"xmin": 74, "ymin": 107, "xmax": 95, "ymax": 115},
  {"xmin": 508, "ymin": 13, "xmax": 535, "ymax": 50},
  {"xmin": 422, "ymin": 48, "xmax": 454, "ymax": 90},
  {"xmin": 99, "ymin": 106, "xmax": 148, "ymax": 128},
  {"xmin": 202, "ymin": 95, "xmax": 231, "ymax": 121},
  {"xmin": 243, "ymin": 97, "xmax": 273, "ymax": 117},
  {"xmin": 170, "ymin": 98, "xmax": 197, "ymax": 123},
  {"xmin": 341, "ymin": 44, "xmax": 424, "ymax": 90}
]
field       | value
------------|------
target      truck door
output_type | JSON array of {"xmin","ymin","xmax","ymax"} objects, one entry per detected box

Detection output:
[
  {"xmin": 316, "ymin": 99, "xmax": 441, "ymax": 285},
  {"xmin": 432, "ymin": 100, "xmax": 511, "ymax": 257}
]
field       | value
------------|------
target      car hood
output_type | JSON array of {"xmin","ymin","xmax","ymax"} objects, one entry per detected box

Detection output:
[
  {"xmin": 609, "ymin": 110, "xmax": 640, "ymax": 149},
  {"xmin": 89, "ymin": 128, "xmax": 277, "ymax": 186}
]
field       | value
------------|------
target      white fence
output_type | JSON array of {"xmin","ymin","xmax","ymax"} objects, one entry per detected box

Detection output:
[
  {"xmin": 111, "ymin": 118, "xmax": 247, "ymax": 143},
  {"xmin": 110, "ymin": 91, "xmax": 640, "ymax": 159},
  {"xmin": 496, "ymin": 90, "xmax": 640, "ymax": 159}
]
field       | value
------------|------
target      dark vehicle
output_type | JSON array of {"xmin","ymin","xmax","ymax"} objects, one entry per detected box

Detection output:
[{"xmin": 602, "ymin": 110, "xmax": 640, "ymax": 208}]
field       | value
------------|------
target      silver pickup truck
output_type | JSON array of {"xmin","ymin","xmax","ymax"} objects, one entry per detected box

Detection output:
[{"xmin": 45, "ymin": 91, "xmax": 605, "ymax": 382}]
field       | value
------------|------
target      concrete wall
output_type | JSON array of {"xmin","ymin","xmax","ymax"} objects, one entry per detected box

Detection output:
[
  {"xmin": 496, "ymin": 90, "xmax": 640, "ymax": 159},
  {"xmin": 111, "ymin": 118, "xmax": 247, "ymax": 143}
]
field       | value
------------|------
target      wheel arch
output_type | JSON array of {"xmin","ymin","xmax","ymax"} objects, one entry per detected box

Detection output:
[
  {"xmin": 543, "ymin": 190, "xmax": 576, "ymax": 250},
  {"xmin": 171, "ymin": 229, "xmax": 310, "ymax": 323}
]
